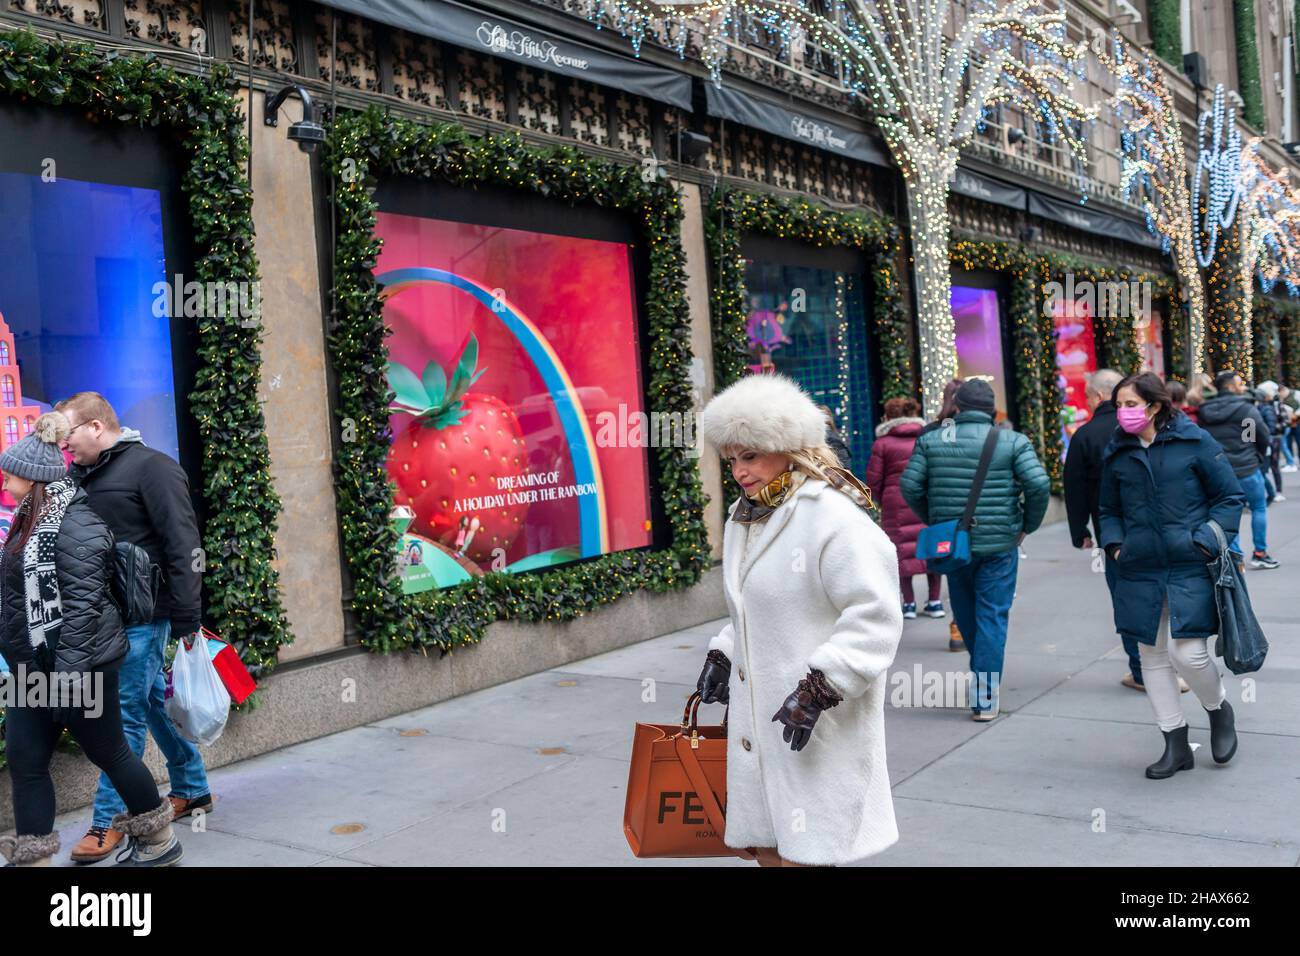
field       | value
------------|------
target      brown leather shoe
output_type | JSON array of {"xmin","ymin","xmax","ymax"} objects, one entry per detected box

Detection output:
[
  {"xmin": 70, "ymin": 826, "xmax": 124, "ymax": 864},
  {"xmin": 169, "ymin": 793, "xmax": 215, "ymax": 820}
]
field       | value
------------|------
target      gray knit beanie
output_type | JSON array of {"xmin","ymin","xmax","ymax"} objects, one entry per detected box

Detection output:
[{"xmin": 0, "ymin": 412, "xmax": 70, "ymax": 483}]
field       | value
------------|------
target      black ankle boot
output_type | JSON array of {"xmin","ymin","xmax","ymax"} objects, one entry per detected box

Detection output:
[
  {"xmin": 1206, "ymin": 701, "xmax": 1238, "ymax": 764},
  {"xmin": 1145, "ymin": 725, "xmax": 1194, "ymax": 779}
]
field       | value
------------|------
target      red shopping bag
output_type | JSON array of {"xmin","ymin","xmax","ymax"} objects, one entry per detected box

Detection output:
[{"xmin": 201, "ymin": 627, "xmax": 257, "ymax": 704}]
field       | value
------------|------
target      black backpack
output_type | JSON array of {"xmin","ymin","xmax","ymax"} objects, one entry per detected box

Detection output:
[{"xmin": 109, "ymin": 540, "xmax": 162, "ymax": 627}]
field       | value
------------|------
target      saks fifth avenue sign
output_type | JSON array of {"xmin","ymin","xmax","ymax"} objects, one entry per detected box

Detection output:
[
  {"xmin": 790, "ymin": 115, "xmax": 848, "ymax": 151},
  {"xmin": 476, "ymin": 20, "xmax": 590, "ymax": 71}
]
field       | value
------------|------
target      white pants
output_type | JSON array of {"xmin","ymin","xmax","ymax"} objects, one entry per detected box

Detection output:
[{"xmin": 1137, "ymin": 603, "xmax": 1226, "ymax": 732}]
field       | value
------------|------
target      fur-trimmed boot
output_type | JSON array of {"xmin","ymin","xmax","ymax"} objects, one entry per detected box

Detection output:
[
  {"xmin": 111, "ymin": 799, "xmax": 183, "ymax": 867},
  {"xmin": 0, "ymin": 832, "xmax": 60, "ymax": 867}
]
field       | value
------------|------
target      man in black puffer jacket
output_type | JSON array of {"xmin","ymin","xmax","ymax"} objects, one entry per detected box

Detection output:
[
  {"xmin": 55, "ymin": 392, "xmax": 214, "ymax": 863},
  {"xmin": 1196, "ymin": 371, "xmax": 1278, "ymax": 569}
]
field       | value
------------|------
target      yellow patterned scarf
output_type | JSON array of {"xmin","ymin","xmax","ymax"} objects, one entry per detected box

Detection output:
[{"xmin": 733, "ymin": 471, "xmax": 803, "ymax": 523}]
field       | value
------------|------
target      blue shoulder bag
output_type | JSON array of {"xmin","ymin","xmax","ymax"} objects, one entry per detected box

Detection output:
[{"xmin": 915, "ymin": 426, "xmax": 1001, "ymax": 574}]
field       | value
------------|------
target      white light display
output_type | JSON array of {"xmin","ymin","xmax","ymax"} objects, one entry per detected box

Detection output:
[{"xmin": 594, "ymin": 0, "xmax": 1094, "ymax": 416}]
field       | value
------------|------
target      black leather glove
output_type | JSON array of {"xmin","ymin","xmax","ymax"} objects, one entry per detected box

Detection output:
[
  {"xmin": 771, "ymin": 669, "xmax": 843, "ymax": 752},
  {"xmin": 696, "ymin": 650, "xmax": 730, "ymax": 704}
]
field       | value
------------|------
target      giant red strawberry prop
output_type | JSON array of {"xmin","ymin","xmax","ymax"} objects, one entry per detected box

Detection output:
[{"xmin": 387, "ymin": 333, "xmax": 530, "ymax": 564}]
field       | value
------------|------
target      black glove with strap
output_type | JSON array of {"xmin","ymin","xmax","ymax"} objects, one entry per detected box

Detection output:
[
  {"xmin": 696, "ymin": 649, "xmax": 731, "ymax": 705},
  {"xmin": 771, "ymin": 669, "xmax": 843, "ymax": 752}
]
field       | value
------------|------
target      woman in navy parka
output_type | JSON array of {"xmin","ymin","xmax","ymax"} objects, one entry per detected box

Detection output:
[{"xmin": 1099, "ymin": 373, "xmax": 1246, "ymax": 780}]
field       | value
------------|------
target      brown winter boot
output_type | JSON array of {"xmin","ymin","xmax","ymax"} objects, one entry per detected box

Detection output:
[
  {"xmin": 948, "ymin": 621, "xmax": 964, "ymax": 652},
  {"xmin": 71, "ymin": 826, "xmax": 125, "ymax": 863},
  {"xmin": 0, "ymin": 832, "xmax": 60, "ymax": 867},
  {"xmin": 111, "ymin": 799, "xmax": 183, "ymax": 867}
]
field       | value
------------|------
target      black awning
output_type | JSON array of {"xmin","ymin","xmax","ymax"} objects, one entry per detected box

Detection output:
[
  {"xmin": 950, "ymin": 167, "xmax": 1026, "ymax": 211},
  {"xmin": 314, "ymin": 0, "xmax": 693, "ymax": 109},
  {"xmin": 704, "ymin": 82, "xmax": 891, "ymax": 167},
  {"xmin": 1027, "ymin": 190, "xmax": 1162, "ymax": 250}
]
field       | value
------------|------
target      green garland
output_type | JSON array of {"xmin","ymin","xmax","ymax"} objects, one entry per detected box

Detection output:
[
  {"xmin": 1166, "ymin": 299, "xmax": 1192, "ymax": 382},
  {"xmin": 0, "ymin": 31, "xmax": 291, "ymax": 766},
  {"xmin": 948, "ymin": 240, "xmax": 1051, "ymax": 462},
  {"xmin": 324, "ymin": 109, "xmax": 708, "ymax": 653},
  {"xmin": 1233, "ymin": 0, "xmax": 1266, "ymax": 131},
  {"xmin": 1148, "ymin": 0, "xmax": 1183, "ymax": 67},
  {"xmin": 1257, "ymin": 297, "xmax": 1300, "ymax": 385},
  {"xmin": 704, "ymin": 190, "xmax": 912, "ymax": 398},
  {"xmin": 1252, "ymin": 299, "xmax": 1280, "ymax": 382}
]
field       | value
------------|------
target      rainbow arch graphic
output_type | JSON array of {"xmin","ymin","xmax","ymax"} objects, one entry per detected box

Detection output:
[{"xmin": 376, "ymin": 267, "xmax": 609, "ymax": 558}]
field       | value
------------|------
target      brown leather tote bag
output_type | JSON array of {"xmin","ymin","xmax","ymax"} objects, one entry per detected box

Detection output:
[{"xmin": 623, "ymin": 691, "xmax": 754, "ymax": 860}]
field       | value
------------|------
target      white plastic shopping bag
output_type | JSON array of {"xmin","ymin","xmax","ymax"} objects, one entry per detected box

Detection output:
[{"xmin": 164, "ymin": 633, "xmax": 231, "ymax": 746}]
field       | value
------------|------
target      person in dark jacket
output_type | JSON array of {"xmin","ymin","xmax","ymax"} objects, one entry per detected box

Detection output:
[
  {"xmin": 1064, "ymin": 370, "xmax": 1191, "ymax": 696},
  {"xmin": 1099, "ymin": 373, "xmax": 1245, "ymax": 779},
  {"xmin": 1255, "ymin": 381, "xmax": 1284, "ymax": 499},
  {"xmin": 0, "ymin": 413, "xmax": 182, "ymax": 867},
  {"xmin": 1197, "ymin": 371, "xmax": 1278, "ymax": 569},
  {"xmin": 54, "ymin": 392, "xmax": 214, "ymax": 863},
  {"xmin": 901, "ymin": 379, "xmax": 1051, "ymax": 720},
  {"xmin": 1063, "ymin": 370, "xmax": 1135, "ymax": 685},
  {"xmin": 866, "ymin": 398, "xmax": 941, "ymax": 620},
  {"xmin": 818, "ymin": 405, "xmax": 852, "ymax": 472}
]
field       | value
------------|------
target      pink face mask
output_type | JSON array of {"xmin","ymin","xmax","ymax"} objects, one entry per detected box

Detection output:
[{"xmin": 1117, "ymin": 405, "xmax": 1152, "ymax": 434}]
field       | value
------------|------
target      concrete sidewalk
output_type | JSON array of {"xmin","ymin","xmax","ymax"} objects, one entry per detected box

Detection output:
[{"xmin": 49, "ymin": 501, "xmax": 1300, "ymax": 866}]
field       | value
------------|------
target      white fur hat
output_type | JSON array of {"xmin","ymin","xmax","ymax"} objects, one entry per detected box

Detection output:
[{"xmin": 699, "ymin": 373, "xmax": 828, "ymax": 453}]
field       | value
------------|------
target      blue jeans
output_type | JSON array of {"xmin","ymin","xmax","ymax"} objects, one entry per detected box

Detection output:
[
  {"xmin": 946, "ymin": 548, "xmax": 1019, "ymax": 713},
  {"xmin": 91, "ymin": 620, "xmax": 210, "ymax": 828},
  {"xmin": 1284, "ymin": 427, "xmax": 1296, "ymax": 467},
  {"xmin": 1229, "ymin": 470, "xmax": 1268, "ymax": 556},
  {"xmin": 1103, "ymin": 555, "xmax": 1142, "ymax": 684}
]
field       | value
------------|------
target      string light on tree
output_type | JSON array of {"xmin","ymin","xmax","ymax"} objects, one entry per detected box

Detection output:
[
  {"xmin": 1098, "ymin": 34, "xmax": 1206, "ymax": 374},
  {"xmin": 1192, "ymin": 84, "xmax": 1243, "ymax": 269},
  {"xmin": 594, "ymin": 0, "xmax": 1094, "ymax": 417},
  {"xmin": 1228, "ymin": 139, "xmax": 1300, "ymax": 378}
]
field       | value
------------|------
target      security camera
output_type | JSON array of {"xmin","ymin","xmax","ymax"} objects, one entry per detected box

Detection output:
[
  {"xmin": 286, "ymin": 119, "xmax": 326, "ymax": 152},
  {"xmin": 265, "ymin": 84, "xmax": 324, "ymax": 154}
]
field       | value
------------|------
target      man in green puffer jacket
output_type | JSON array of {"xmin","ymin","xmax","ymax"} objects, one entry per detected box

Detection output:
[{"xmin": 900, "ymin": 379, "xmax": 1051, "ymax": 721}]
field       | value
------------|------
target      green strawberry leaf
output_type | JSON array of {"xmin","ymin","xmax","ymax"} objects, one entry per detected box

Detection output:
[
  {"xmin": 447, "ymin": 333, "xmax": 479, "ymax": 402},
  {"xmin": 421, "ymin": 359, "xmax": 448, "ymax": 410},
  {"xmin": 387, "ymin": 362, "xmax": 430, "ymax": 412},
  {"xmin": 426, "ymin": 406, "xmax": 469, "ymax": 429}
]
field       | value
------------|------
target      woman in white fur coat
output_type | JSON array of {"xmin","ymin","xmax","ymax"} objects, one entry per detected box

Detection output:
[{"xmin": 695, "ymin": 374, "xmax": 904, "ymax": 867}]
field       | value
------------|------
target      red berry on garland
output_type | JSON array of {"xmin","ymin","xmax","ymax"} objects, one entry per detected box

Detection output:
[{"xmin": 387, "ymin": 333, "xmax": 530, "ymax": 564}]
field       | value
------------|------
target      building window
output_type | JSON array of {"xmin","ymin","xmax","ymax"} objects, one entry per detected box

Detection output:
[
  {"xmin": 4, "ymin": 418, "xmax": 17, "ymax": 445},
  {"xmin": 22, "ymin": 416, "xmax": 33, "ymax": 435},
  {"xmin": 0, "ymin": 342, "xmax": 9, "ymax": 365},
  {"xmin": 1, "ymin": 376, "xmax": 14, "ymax": 407}
]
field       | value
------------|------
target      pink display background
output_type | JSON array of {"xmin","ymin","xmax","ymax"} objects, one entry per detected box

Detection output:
[
  {"xmin": 1054, "ymin": 298, "xmax": 1098, "ymax": 444},
  {"xmin": 374, "ymin": 212, "xmax": 653, "ymax": 567},
  {"xmin": 1139, "ymin": 309, "xmax": 1164, "ymax": 375}
]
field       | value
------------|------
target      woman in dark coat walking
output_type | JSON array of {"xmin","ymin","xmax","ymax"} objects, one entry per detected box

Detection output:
[
  {"xmin": 0, "ymin": 413, "xmax": 182, "ymax": 867},
  {"xmin": 866, "ymin": 397, "xmax": 942, "ymax": 620},
  {"xmin": 1099, "ymin": 373, "xmax": 1246, "ymax": 779}
]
